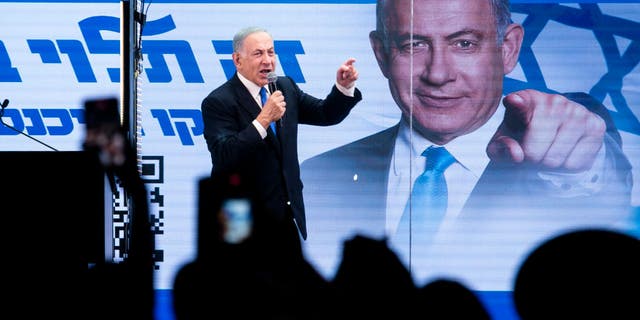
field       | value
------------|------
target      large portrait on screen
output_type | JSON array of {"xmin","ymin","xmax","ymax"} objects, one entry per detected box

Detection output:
[{"xmin": 300, "ymin": 0, "xmax": 640, "ymax": 291}]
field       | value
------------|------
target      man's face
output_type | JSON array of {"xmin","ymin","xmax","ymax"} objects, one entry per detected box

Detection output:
[
  {"xmin": 372, "ymin": 0, "xmax": 519, "ymax": 144},
  {"xmin": 233, "ymin": 31, "xmax": 276, "ymax": 87}
]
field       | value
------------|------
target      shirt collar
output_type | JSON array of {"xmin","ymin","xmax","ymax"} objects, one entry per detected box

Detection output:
[
  {"xmin": 237, "ymin": 72, "xmax": 265, "ymax": 99},
  {"xmin": 396, "ymin": 103, "xmax": 505, "ymax": 178}
]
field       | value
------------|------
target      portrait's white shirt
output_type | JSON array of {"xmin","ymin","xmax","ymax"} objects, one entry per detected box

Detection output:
[
  {"xmin": 384, "ymin": 99, "xmax": 611, "ymax": 290},
  {"xmin": 385, "ymin": 105, "xmax": 502, "ymax": 235},
  {"xmin": 385, "ymin": 100, "xmax": 607, "ymax": 236}
]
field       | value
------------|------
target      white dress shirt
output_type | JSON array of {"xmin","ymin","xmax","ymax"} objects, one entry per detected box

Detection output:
[{"xmin": 385, "ymin": 100, "xmax": 607, "ymax": 236}]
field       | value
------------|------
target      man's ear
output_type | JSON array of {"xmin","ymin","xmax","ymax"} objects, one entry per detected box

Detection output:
[
  {"xmin": 370, "ymin": 30, "xmax": 391, "ymax": 79},
  {"xmin": 502, "ymin": 23, "xmax": 524, "ymax": 74},
  {"xmin": 232, "ymin": 52, "xmax": 241, "ymax": 68}
]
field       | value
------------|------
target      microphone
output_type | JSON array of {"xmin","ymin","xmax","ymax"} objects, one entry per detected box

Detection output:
[
  {"xmin": 267, "ymin": 72, "xmax": 278, "ymax": 94},
  {"xmin": 267, "ymin": 72, "xmax": 283, "ymax": 127},
  {"xmin": 0, "ymin": 99, "xmax": 59, "ymax": 151}
]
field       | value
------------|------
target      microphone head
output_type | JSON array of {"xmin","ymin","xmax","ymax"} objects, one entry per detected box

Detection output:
[
  {"xmin": 1, "ymin": 99, "xmax": 8, "ymax": 109},
  {"xmin": 267, "ymin": 72, "xmax": 278, "ymax": 94},
  {"xmin": 267, "ymin": 72, "xmax": 277, "ymax": 83}
]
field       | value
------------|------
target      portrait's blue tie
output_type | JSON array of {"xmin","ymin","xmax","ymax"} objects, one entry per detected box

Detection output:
[
  {"xmin": 393, "ymin": 146, "xmax": 456, "ymax": 257},
  {"xmin": 260, "ymin": 87, "xmax": 277, "ymax": 136},
  {"xmin": 407, "ymin": 146, "xmax": 455, "ymax": 222}
]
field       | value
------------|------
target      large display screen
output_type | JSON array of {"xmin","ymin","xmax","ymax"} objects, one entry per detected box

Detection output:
[{"xmin": 1, "ymin": 1, "xmax": 638, "ymax": 319}]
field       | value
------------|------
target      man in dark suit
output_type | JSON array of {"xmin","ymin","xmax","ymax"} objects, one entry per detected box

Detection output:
[
  {"xmin": 300, "ymin": 0, "xmax": 635, "ymax": 290},
  {"xmin": 201, "ymin": 26, "xmax": 362, "ymax": 250}
]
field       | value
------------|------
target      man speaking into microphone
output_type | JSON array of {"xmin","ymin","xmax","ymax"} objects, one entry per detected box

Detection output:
[
  {"xmin": 201, "ymin": 26, "xmax": 361, "ymax": 252},
  {"xmin": 267, "ymin": 71, "xmax": 282, "ymax": 128}
]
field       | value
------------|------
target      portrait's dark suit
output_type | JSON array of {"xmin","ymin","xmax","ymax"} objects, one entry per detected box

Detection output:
[
  {"xmin": 202, "ymin": 73, "xmax": 362, "ymax": 240},
  {"xmin": 299, "ymin": 92, "xmax": 635, "ymax": 288}
]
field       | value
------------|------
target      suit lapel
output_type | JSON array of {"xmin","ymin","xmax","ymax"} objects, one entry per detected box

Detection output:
[
  {"xmin": 346, "ymin": 125, "xmax": 399, "ymax": 222},
  {"xmin": 231, "ymin": 75, "xmax": 282, "ymax": 154},
  {"xmin": 461, "ymin": 160, "xmax": 541, "ymax": 217}
]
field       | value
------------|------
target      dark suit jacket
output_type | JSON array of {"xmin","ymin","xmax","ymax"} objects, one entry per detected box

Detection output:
[
  {"xmin": 201, "ymin": 73, "xmax": 362, "ymax": 240},
  {"xmin": 299, "ymin": 92, "xmax": 634, "ymax": 283}
]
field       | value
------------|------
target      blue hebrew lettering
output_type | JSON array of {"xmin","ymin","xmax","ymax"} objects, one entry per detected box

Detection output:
[
  {"xmin": 0, "ymin": 109, "xmax": 25, "ymax": 135},
  {"xmin": 0, "ymin": 41, "xmax": 21, "ymax": 82},
  {"xmin": 79, "ymin": 15, "xmax": 120, "ymax": 82},
  {"xmin": 69, "ymin": 109, "xmax": 85, "ymax": 124},
  {"xmin": 141, "ymin": 40, "xmax": 204, "ymax": 83},
  {"xmin": 28, "ymin": 39, "xmax": 61, "ymax": 63},
  {"xmin": 28, "ymin": 39, "xmax": 97, "ymax": 82},
  {"xmin": 40, "ymin": 109, "xmax": 74, "ymax": 135},
  {"xmin": 169, "ymin": 109, "xmax": 203, "ymax": 145},
  {"xmin": 22, "ymin": 109, "xmax": 47, "ymax": 135},
  {"xmin": 274, "ymin": 41, "xmax": 306, "ymax": 83},
  {"xmin": 57, "ymin": 40, "xmax": 97, "ymax": 82},
  {"xmin": 20, "ymin": 109, "xmax": 74, "ymax": 136},
  {"xmin": 151, "ymin": 109, "xmax": 174, "ymax": 136},
  {"xmin": 212, "ymin": 40, "xmax": 306, "ymax": 83},
  {"xmin": 150, "ymin": 109, "xmax": 203, "ymax": 146},
  {"xmin": 211, "ymin": 40, "xmax": 235, "ymax": 80},
  {"xmin": 141, "ymin": 15, "xmax": 203, "ymax": 83}
]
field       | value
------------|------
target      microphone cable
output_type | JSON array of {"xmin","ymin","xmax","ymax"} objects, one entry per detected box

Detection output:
[{"xmin": 0, "ymin": 99, "xmax": 59, "ymax": 151}]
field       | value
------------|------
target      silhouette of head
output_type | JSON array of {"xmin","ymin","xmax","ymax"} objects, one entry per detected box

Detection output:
[
  {"xmin": 513, "ymin": 228, "xmax": 640, "ymax": 319},
  {"xmin": 418, "ymin": 278, "xmax": 492, "ymax": 319},
  {"xmin": 332, "ymin": 235, "xmax": 417, "ymax": 318}
]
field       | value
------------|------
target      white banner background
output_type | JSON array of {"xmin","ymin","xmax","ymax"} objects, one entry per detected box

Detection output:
[{"xmin": 1, "ymin": 1, "xmax": 638, "ymax": 296}]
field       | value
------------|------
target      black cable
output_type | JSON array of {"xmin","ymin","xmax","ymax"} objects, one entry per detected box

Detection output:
[{"xmin": 0, "ymin": 100, "xmax": 59, "ymax": 151}]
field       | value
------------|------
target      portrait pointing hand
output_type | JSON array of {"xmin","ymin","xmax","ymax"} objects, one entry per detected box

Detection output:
[{"xmin": 487, "ymin": 89, "xmax": 606, "ymax": 172}]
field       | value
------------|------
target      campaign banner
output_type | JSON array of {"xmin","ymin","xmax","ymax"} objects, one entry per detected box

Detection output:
[{"xmin": 1, "ymin": 2, "xmax": 639, "ymax": 319}]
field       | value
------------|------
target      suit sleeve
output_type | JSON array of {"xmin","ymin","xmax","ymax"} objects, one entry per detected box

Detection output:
[
  {"xmin": 283, "ymin": 76, "xmax": 362, "ymax": 126},
  {"xmin": 201, "ymin": 93, "xmax": 264, "ymax": 174}
]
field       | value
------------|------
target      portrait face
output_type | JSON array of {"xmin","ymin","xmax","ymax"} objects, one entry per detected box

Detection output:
[
  {"xmin": 370, "ymin": 0, "xmax": 522, "ymax": 144},
  {"xmin": 233, "ymin": 31, "xmax": 276, "ymax": 87}
]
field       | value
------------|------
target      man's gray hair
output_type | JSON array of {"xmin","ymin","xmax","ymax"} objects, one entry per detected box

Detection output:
[
  {"xmin": 375, "ymin": 0, "xmax": 512, "ymax": 51},
  {"xmin": 233, "ymin": 26, "xmax": 272, "ymax": 53}
]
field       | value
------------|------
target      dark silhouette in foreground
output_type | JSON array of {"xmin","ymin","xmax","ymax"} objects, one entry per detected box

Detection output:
[
  {"xmin": 173, "ymin": 173, "xmax": 332, "ymax": 320},
  {"xmin": 418, "ymin": 278, "xmax": 492, "ymax": 320},
  {"xmin": 513, "ymin": 228, "xmax": 640, "ymax": 319}
]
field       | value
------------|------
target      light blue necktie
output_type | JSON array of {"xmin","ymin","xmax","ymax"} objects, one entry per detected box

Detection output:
[
  {"xmin": 394, "ymin": 146, "xmax": 456, "ymax": 250},
  {"xmin": 259, "ymin": 87, "xmax": 277, "ymax": 136}
]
